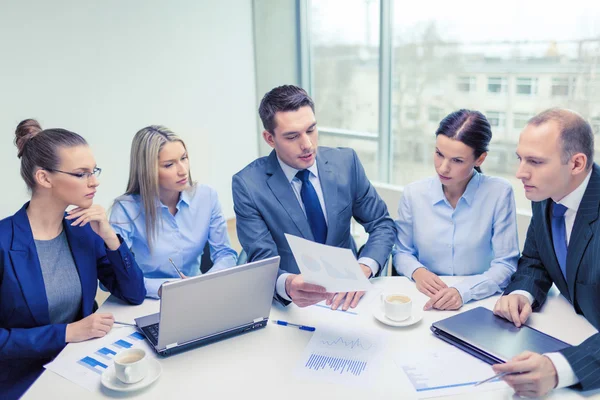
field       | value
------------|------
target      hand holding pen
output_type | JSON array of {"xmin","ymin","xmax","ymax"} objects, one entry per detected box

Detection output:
[
  {"xmin": 158, "ymin": 259, "xmax": 188, "ymax": 297},
  {"xmin": 168, "ymin": 258, "xmax": 187, "ymax": 279}
]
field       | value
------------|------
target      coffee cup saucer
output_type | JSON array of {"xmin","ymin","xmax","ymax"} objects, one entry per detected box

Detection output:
[
  {"xmin": 373, "ymin": 306, "xmax": 423, "ymax": 327},
  {"xmin": 101, "ymin": 358, "xmax": 162, "ymax": 392}
]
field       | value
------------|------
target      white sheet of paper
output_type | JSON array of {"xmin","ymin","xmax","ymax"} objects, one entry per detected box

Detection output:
[
  {"xmin": 285, "ymin": 233, "xmax": 372, "ymax": 292},
  {"xmin": 44, "ymin": 326, "xmax": 156, "ymax": 391},
  {"xmin": 393, "ymin": 345, "xmax": 509, "ymax": 399},
  {"xmin": 294, "ymin": 327, "xmax": 385, "ymax": 388}
]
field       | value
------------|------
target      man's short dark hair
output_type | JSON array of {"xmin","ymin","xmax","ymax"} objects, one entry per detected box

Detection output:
[
  {"xmin": 528, "ymin": 108, "xmax": 594, "ymax": 169},
  {"xmin": 258, "ymin": 85, "xmax": 315, "ymax": 134}
]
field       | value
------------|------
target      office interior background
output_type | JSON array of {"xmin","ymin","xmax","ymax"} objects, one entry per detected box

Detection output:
[{"xmin": 1, "ymin": 0, "xmax": 600, "ymax": 237}]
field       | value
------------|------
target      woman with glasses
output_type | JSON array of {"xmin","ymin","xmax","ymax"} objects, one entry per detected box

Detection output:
[
  {"xmin": 393, "ymin": 110, "xmax": 519, "ymax": 311},
  {"xmin": 110, "ymin": 126, "xmax": 238, "ymax": 299},
  {"xmin": 0, "ymin": 119, "xmax": 146, "ymax": 399}
]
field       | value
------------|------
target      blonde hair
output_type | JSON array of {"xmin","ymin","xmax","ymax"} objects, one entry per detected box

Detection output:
[{"xmin": 118, "ymin": 125, "xmax": 192, "ymax": 250}]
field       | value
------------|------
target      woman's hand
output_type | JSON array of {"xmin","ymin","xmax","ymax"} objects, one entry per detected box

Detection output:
[
  {"xmin": 66, "ymin": 205, "xmax": 120, "ymax": 250},
  {"xmin": 66, "ymin": 313, "xmax": 114, "ymax": 343},
  {"xmin": 424, "ymin": 287, "xmax": 463, "ymax": 311},
  {"xmin": 412, "ymin": 267, "xmax": 448, "ymax": 297}
]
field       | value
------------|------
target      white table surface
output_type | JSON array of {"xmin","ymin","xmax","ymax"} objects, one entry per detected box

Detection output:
[{"xmin": 24, "ymin": 277, "xmax": 600, "ymax": 400}]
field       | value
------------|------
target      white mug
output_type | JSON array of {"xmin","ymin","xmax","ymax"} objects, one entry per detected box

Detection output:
[
  {"xmin": 113, "ymin": 348, "xmax": 148, "ymax": 384},
  {"xmin": 381, "ymin": 293, "xmax": 412, "ymax": 321}
]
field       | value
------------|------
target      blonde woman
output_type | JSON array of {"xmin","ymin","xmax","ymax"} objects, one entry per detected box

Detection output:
[{"xmin": 110, "ymin": 126, "xmax": 238, "ymax": 298}]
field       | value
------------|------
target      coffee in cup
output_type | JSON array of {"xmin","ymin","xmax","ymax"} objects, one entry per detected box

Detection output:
[
  {"xmin": 113, "ymin": 348, "xmax": 148, "ymax": 384},
  {"xmin": 381, "ymin": 293, "xmax": 412, "ymax": 321}
]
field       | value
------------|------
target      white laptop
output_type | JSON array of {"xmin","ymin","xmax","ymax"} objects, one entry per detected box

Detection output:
[{"xmin": 135, "ymin": 256, "xmax": 280, "ymax": 356}]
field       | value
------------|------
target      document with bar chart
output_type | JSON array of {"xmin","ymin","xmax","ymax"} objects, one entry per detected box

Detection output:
[
  {"xmin": 294, "ymin": 328, "xmax": 384, "ymax": 387},
  {"xmin": 44, "ymin": 326, "xmax": 155, "ymax": 391}
]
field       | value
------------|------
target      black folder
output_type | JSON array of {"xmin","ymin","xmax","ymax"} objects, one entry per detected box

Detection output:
[{"xmin": 430, "ymin": 307, "xmax": 571, "ymax": 364}]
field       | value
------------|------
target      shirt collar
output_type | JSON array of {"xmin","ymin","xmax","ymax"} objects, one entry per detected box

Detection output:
[
  {"xmin": 277, "ymin": 155, "xmax": 320, "ymax": 184},
  {"xmin": 556, "ymin": 169, "xmax": 592, "ymax": 213},
  {"xmin": 431, "ymin": 170, "xmax": 481, "ymax": 207},
  {"xmin": 157, "ymin": 187, "xmax": 192, "ymax": 210}
]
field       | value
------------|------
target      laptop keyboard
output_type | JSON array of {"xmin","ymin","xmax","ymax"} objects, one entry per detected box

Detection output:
[{"xmin": 141, "ymin": 323, "xmax": 159, "ymax": 346}]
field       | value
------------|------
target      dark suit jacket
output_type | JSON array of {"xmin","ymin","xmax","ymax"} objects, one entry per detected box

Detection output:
[
  {"xmin": 505, "ymin": 164, "xmax": 600, "ymax": 390},
  {"xmin": 232, "ymin": 147, "xmax": 395, "ymax": 303},
  {"xmin": 0, "ymin": 203, "xmax": 146, "ymax": 399}
]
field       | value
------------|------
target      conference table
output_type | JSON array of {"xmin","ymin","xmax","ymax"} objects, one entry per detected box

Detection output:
[{"xmin": 24, "ymin": 277, "xmax": 599, "ymax": 399}]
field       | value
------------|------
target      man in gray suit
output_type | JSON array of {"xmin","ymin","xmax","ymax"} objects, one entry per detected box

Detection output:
[
  {"xmin": 493, "ymin": 109, "xmax": 600, "ymax": 396},
  {"xmin": 233, "ymin": 85, "xmax": 395, "ymax": 310}
]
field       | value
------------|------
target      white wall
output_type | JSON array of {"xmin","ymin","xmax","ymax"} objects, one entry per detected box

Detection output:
[{"xmin": 0, "ymin": 0, "xmax": 258, "ymax": 219}]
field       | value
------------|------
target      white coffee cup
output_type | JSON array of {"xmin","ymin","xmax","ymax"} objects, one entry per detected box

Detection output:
[
  {"xmin": 381, "ymin": 293, "xmax": 412, "ymax": 321},
  {"xmin": 113, "ymin": 348, "xmax": 148, "ymax": 384}
]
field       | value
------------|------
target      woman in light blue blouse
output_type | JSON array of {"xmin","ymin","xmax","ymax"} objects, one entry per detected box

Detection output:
[
  {"xmin": 393, "ymin": 109, "xmax": 519, "ymax": 310},
  {"xmin": 110, "ymin": 126, "xmax": 238, "ymax": 298}
]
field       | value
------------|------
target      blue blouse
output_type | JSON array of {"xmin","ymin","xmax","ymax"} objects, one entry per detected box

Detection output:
[
  {"xmin": 110, "ymin": 184, "xmax": 238, "ymax": 298},
  {"xmin": 392, "ymin": 172, "xmax": 519, "ymax": 303}
]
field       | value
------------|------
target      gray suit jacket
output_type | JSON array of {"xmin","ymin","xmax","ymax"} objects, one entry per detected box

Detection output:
[
  {"xmin": 232, "ymin": 147, "xmax": 395, "ymax": 302},
  {"xmin": 505, "ymin": 163, "xmax": 600, "ymax": 391}
]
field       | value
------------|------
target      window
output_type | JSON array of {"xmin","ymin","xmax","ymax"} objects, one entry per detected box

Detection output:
[
  {"xmin": 487, "ymin": 111, "xmax": 506, "ymax": 129},
  {"xmin": 306, "ymin": 0, "xmax": 600, "ymax": 211},
  {"xmin": 552, "ymin": 77, "xmax": 576, "ymax": 97},
  {"xmin": 405, "ymin": 105, "xmax": 418, "ymax": 121},
  {"xmin": 516, "ymin": 78, "xmax": 538, "ymax": 95},
  {"xmin": 457, "ymin": 76, "xmax": 476, "ymax": 93},
  {"xmin": 309, "ymin": 0, "xmax": 381, "ymax": 179},
  {"xmin": 428, "ymin": 106, "xmax": 443, "ymax": 122},
  {"xmin": 592, "ymin": 117, "xmax": 600, "ymax": 135},
  {"xmin": 513, "ymin": 112, "xmax": 531, "ymax": 130},
  {"xmin": 488, "ymin": 77, "xmax": 507, "ymax": 94}
]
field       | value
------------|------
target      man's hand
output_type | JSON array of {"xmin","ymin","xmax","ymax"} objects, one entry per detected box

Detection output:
[
  {"xmin": 412, "ymin": 267, "xmax": 447, "ymax": 297},
  {"xmin": 423, "ymin": 287, "xmax": 463, "ymax": 310},
  {"xmin": 493, "ymin": 351, "xmax": 558, "ymax": 398},
  {"xmin": 285, "ymin": 274, "xmax": 329, "ymax": 307},
  {"xmin": 325, "ymin": 263, "xmax": 372, "ymax": 311},
  {"xmin": 493, "ymin": 294, "xmax": 532, "ymax": 327}
]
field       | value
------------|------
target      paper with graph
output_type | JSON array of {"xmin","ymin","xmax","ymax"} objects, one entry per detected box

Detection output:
[
  {"xmin": 285, "ymin": 233, "xmax": 371, "ymax": 292},
  {"xmin": 294, "ymin": 328, "xmax": 384, "ymax": 387},
  {"xmin": 44, "ymin": 326, "xmax": 156, "ymax": 391}
]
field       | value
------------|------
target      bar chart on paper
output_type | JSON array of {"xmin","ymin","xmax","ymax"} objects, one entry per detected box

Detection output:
[
  {"xmin": 45, "ymin": 328, "xmax": 153, "ymax": 391},
  {"xmin": 295, "ymin": 328, "xmax": 384, "ymax": 387}
]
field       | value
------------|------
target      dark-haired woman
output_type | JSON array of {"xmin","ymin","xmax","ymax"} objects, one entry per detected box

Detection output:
[
  {"xmin": 393, "ymin": 110, "xmax": 519, "ymax": 311},
  {"xmin": 0, "ymin": 119, "xmax": 146, "ymax": 399}
]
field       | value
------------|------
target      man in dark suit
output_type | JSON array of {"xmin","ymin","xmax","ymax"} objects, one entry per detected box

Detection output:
[
  {"xmin": 493, "ymin": 108, "xmax": 600, "ymax": 396},
  {"xmin": 233, "ymin": 85, "xmax": 395, "ymax": 310}
]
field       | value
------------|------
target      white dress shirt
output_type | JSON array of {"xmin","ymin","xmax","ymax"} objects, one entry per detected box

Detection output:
[
  {"xmin": 274, "ymin": 156, "xmax": 379, "ymax": 300},
  {"xmin": 512, "ymin": 169, "xmax": 592, "ymax": 388}
]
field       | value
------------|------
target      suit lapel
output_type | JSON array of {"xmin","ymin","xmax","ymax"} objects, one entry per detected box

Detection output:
[
  {"xmin": 566, "ymin": 165, "xmax": 600, "ymax": 300},
  {"xmin": 63, "ymin": 220, "xmax": 95, "ymax": 317},
  {"xmin": 540, "ymin": 199, "xmax": 569, "ymax": 295},
  {"xmin": 9, "ymin": 203, "xmax": 50, "ymax": 326},
  {"xmin": 265, "ymin": 151, "xmax": 314, "ymax": 240},
  {"xmin": 317, "ymin": 150, "xmax": 339, "ymax": 245}
]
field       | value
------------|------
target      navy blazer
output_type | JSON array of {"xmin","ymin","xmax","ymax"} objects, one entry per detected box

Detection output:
[
  {"xmin": 0, "ymin": 203, "xmax": 146, "ymax": 399},
  {"xmin": 232, "ymin": 147, "xmax": 396, "ymax": 303},
  {"xmin": 505, "ymin": 164, "xmax": 600, "ymax": 391}
]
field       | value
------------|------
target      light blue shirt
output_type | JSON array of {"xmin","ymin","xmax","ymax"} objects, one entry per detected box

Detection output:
[
  {"xmin": 274, "ymin": 156, "xmax": 379, "ymax": 300},
  {"xmin": 110, "ymin": 184, "xmax": 238, "ymax": 298},
  {"xmin": 392, "ymin": 172, "xmax": 519, "ymax": 304}
]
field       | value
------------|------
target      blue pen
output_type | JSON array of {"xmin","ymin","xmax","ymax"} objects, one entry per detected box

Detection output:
[{"xmin": 272, "ymin": 320, "xmax": 316, "ymax": 332}]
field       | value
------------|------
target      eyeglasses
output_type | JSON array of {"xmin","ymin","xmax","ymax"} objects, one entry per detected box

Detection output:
[{"xmin": 45, "ymin": 167, "xmax": 102, "ymax": 180}]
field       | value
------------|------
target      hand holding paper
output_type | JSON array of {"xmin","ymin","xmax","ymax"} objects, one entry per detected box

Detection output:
[{"xmin": 285, "ymin": 234, "xmax": 372, "ymax": 293}]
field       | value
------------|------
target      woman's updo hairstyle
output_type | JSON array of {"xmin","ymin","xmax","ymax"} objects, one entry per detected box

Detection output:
[{"xmin": 14, "ymin": 118, "xmax": 88, "ymax": 190}]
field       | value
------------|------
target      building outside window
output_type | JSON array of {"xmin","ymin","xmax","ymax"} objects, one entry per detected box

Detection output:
[
  {"xmin": 552, "ymin": 77, "xmax": 576, "ymax": 97},
  {"xmin": 457, "ymin": 76, "xmax": 476, "ymax": 93},
  {"xmin": 488, "ymin": 77, "xmax": 507, "ymax": 94},
  {"xmin": 516, "ymin": 77, "xmax": 538, "ymax": 95}
]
